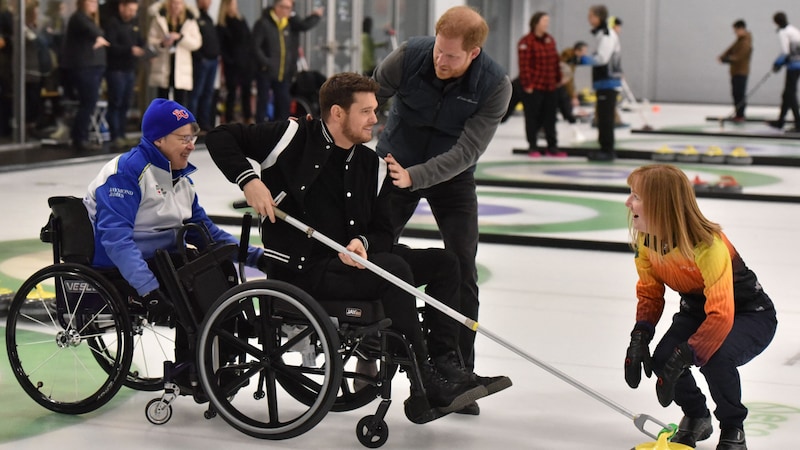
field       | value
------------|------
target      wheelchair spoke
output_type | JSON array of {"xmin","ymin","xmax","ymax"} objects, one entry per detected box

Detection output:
[{"xmin": 7, "ymin": 264, "xmax": 132, "ymax": 414}]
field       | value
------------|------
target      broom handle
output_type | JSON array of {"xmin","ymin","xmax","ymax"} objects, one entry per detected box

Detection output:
[{"xmin": 270, "ymin": 205, "xmax": 669, "ymax": 439}]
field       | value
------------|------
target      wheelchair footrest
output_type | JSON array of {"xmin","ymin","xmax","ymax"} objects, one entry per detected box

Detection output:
[{"xmin": 404, "ymin": 395, "xmax": 452, "ymax": 424}]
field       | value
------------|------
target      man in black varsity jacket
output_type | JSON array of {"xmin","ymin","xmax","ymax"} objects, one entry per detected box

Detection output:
[{"xmin": 205, "ymin": 72, "xmax": 510, "ymax": 423}]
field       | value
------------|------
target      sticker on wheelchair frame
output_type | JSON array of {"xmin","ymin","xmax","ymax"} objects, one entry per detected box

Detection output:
[
  {"xmin": 64, "ymin": 280, "xmax": 99, "ymax": 293},
  {"xmin": 346, "ymin": 307, "xmax": 362, "ymax": 318}
]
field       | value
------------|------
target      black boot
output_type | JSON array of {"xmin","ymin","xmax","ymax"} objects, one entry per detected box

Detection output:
[
  {"xmin": 672, "ymin": 414, "xmax": 713, "ymax": 447},
  {"xmin": 766, "ymin": 119, "xmax": 784, "ymax": 130},
  {"xmin": 433, "ymin": 350, "xmax": 513, "ymax": 396},
  {"xmin": 716, "ymin": 428, "xmax": 746, "ymax": 450},
  {"xmin": 420, "ymin": 360, "xmax": 486, "ymax": 412}
]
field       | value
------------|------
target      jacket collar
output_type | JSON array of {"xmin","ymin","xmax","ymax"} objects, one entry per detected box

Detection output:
[
  {"xmin": 591, "ymin": 24, "xmax": 609, "ymax": 36},
  {"xmin": 137, "ymin": 138, "xmax": 197, "ymax": 179}
]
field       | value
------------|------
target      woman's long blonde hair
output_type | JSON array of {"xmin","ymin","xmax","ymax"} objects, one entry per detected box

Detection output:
[
  {"xmin": 166, "ymin": 0, "xmax": 187, "ymax": 27},
  {"xmin": 626, "ymin": 164, "xmax": 721, "ymax": 259},
  {"xmin": 218, "ymin": 0, "xmax": 240, "ymax": 27},
  {"xmin": 77, "ymin": 0, "xmax": 99, "ymax": 26}
]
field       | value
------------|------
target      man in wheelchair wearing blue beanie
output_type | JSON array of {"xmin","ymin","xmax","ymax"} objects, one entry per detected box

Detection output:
[
  {"xmin": 205, "ymin": 72, "xmax": 511, "ymax": 422},
  {"xmin": 83, "ymin": 98, "xmax": 266, "ymax": 373}
]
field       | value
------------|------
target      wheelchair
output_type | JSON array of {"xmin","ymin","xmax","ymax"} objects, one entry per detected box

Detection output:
[{"xmin": 5, "ymin": 196, "xmax": 442, "ymax": 448}]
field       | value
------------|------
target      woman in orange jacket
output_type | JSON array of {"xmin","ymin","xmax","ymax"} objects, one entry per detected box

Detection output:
[{"xmin": 623, "ymin": 164, "xmax": 776, "ymax": 450}]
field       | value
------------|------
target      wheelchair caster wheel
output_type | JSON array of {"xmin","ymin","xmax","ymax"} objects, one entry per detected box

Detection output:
[
  {"xmin": 356, "ymin": 415, "xmax": 389, "ymax": 448},
  {"xmin": 204, "ymin": 409, "xmax": 217, "ymax": 420},
  {"xmin": 145, "ymin": 399, "xmax": 172, "ymax": 425}
]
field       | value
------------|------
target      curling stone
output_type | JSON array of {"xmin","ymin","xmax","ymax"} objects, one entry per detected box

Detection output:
[
  {"xmin": 726, "ymin": 146, "xmax": 753, "ymax": 165},
  {"xmin": 711, "ymin": 175, "xmax": 743, "ymax": 193},
  {"xmin": 652, "ymin": 145, "xmax": 676, "ymax": 161},
  {"xmin": 675, "ymin": 145, "xmax": 701, "ymax": 163},
  {"xmin": 692, "ymin": 175, "xmax": 711, "ymax": 192},
  {"xmin": 700, "ymin": 145, "xmax": 726, "ymax": 164},
  {"xmin": 632, "ymin": 424, "xmax": 692, "ymax": 450}
]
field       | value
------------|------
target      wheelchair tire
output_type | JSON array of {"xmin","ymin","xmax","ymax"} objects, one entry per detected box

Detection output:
[
  {"xmin": 197, "ymin": 279, "xmax": 343, "ymax": 440},
  {"xmin": 281, "ymin": 355, "xmax": 398, "ymax": 412},
  {"xmin": 118, "ymin": 314, "xmax": 176, "ymax": 391},
  {"xmin": 356, "ymin": 415, "xmax": 389, "ymax": 448},
  {"xmin": 5, "ymin": 263, "xmax": 133, "ymax": 414}
]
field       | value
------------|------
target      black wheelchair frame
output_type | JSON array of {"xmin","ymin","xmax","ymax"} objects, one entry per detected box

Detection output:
[{"xmin": 4, "ymin": 196, "xmax": 433, "ymax": 448}]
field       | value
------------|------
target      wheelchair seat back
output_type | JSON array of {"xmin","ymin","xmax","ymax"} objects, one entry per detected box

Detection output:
[{"xmin": 43, "ymin": 196, "xmax": 95, "ymax": 265}]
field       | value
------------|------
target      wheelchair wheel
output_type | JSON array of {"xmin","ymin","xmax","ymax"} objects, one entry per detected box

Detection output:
[
  {"xmin": 90, "ymin": 313, "xmax": 175, "ymax": 391},
  {"xmin": 5, "ymin": 263, "xmax": 133, "ymax": 414},
  {"xmin": 280, "ymin": 352, "xmax": 398, "ymax": 412},
  {"xmin": 197, "ymin": 279, "xmax": 343, "ymax": 440}
]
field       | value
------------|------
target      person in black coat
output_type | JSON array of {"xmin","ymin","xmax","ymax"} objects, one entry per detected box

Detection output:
[
  {"xmin": 205, "ymin": 72, "xmax": 511, "ymax": 422},
  {"xmin": 104, "ymin": 0, "xmax": 146, "ymax": 148},
  {"xmin": 251, "ymin": 0, "xmax": 322, "ymax": 122},
  {"xmin": 188, "ymin": 0, "xmax": 220, "ymax": 132},
  {"xmin": 62, "ymin": 0, "xmax": 109, "ymax": 151},
  {"xmin": 217, "ymin": 0, "xmax": 254, "ymax": 124}
]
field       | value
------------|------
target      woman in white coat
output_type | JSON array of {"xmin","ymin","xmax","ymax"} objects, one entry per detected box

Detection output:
[{"xmin": 147, "ymin": 0, "xmax": 201, "ymax": 106}]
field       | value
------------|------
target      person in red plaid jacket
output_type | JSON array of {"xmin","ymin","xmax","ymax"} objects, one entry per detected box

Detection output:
[{"xmin": 518, "ymin": 12, "xmax": 563, "ymax": 157}]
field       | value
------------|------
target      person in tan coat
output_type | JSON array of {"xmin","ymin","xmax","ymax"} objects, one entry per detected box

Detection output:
[
  {"xmin": 147, "ymin": 0, "xmax": 201, "ymax": 106},
  {"xmin": 718, "ymin": 20, "xmax": 752, "ymax": 122}
]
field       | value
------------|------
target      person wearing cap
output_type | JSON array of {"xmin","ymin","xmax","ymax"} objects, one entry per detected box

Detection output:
[{"xmin": 83, "ymin": 98, "xmax": 265, "ymax": 322}]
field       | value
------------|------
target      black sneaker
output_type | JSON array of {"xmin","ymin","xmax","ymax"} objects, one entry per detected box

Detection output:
[
  {"xmin": 766, "ymin": 120, "xmax": 784, "ymax": 130},
  {"xmin": 472, "ymin": 373, "xmax": 512, "ymax": 395},
  {"xmin": 672, "ymin": 414, "xmax": 713, "ymax": 447},
  {"xmin": 418, "ymin": 361, "xmax": 487, "ymax": 413},
  {"xmin": 455, "ymin": 401, "xmax": 481, "ymax": 415},
  {"xmin": 432, "ymin": 351, "xmax": 472, "ymax": 383},
  {"xmin": 716, "ymin": 428, "xmax": 746, "ymax": 450},
  {"xmin": 587, "ymin": 150, "xmax": 616, "ymax": 162},
  {"xmin": 433, "ymin": 350, "xmax": 513, "ymax": 395}
]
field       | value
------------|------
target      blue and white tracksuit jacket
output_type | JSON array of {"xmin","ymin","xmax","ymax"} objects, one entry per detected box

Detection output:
[
  {"xmin": 84, "ymin": 140, "xmax": 263, "ymax": 296},
  {"xmin": 774, "ymin": 24, "xmax": 800, "ymax": 71},
  {"xmin": 579, "ymin": 24, "xmax": 623, "ymax": 91}
]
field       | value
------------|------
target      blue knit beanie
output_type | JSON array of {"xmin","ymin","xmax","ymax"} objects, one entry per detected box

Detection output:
[{"xmin": 141, "ymin": 98, "xmax": 196, "ymax": 143}]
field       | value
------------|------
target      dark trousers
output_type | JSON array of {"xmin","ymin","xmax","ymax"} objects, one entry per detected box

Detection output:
[
  {"xmin": 502, "ymin": 77, "xmax": 523, "ymax": 122},
  {"xmin": 25, "ymin": 80, "xmax": 42, "ymax": 125},
  {"xmin": 391, "ymin": 245, "xmax": 461, "ymax": 358},
  {"xmin": 779, "ymin": 69, "xmax": 800, "ymax": 126},
  {"xmin": 652, "ymin": 309, "xmax": 777, "ymax": 430},
  {"xmin": 557, "ymin": 86, "xmax": 576, "ymax": 124},
  {"xmin": 189, "ymin": 57, "xmax": 219, "ymax": 130},
  {"xmin": 255, "ymin": 72, "xmax": 291, "ymax": 122},
  {"xmin": 522, "ymin": 89, "xmax": 558, "ymax": 150},
  {"xmin": 106, "ymin": 69, "xmax": 135, "ymax": 140},
  {"xmin": 387, "ymin": 171, "xmax": 480, "ymax": 370},
  {"xmin": 156, "ymin": 87, "xmax": 190, "ymax": 108},
  {"xmin": 595, "ymin": 88, "xmax": 617, "ymax": 154},
  {"xmin": 68, "ymin": 66, "xmax": 105, "ymax": 145},
  {"xmin": 301, "ymin": 253, "xmax": 428, "ymax": 362},
  {"xmin": 0, "ymin": 73, "xmax": 10, "ymax": 136},
  {"xmin": 224, "ymin": 69, "xmax": 253, "ymax": 123},
  {"xmin": 731, "ymin": 74, "xmax": 748, "ymax": 118}
]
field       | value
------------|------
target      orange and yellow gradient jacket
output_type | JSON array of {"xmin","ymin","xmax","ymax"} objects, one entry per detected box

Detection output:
[{"xmin": 633, "ymin": 232, "xmax": 774, "ymax": 366}]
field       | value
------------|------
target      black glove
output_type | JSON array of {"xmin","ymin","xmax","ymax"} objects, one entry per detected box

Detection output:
[
  {"xmin": 655, "ymin": 342, "xmax": 694, "ymax": 407},
  {"xmin": 773, "ymin": 63, "xmax": 782, "ymax": 73},
  {"xmin": 142, "ymin": 288, "xmax": 172, "ymax": 324},
  {"xmin": 624, "ymin": 328, "xmax": 653, "ymax": 388}
]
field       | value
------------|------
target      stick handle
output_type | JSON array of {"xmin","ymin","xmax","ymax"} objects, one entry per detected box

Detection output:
[
  {"xmin": 273, "ymin": 206, "xmax": 477, "ymax": 331},
  {"xmin": 271, "ymin": 205, "xmax": 668, "ymax": 438}
]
